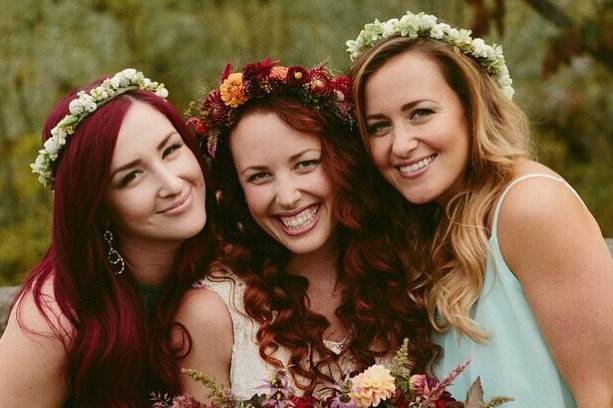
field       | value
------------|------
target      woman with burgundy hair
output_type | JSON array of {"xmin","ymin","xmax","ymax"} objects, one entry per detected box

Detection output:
[
  {"xmin": 174, "ymin": 59, "xmax": 439, "ymax": 401},
  {"xmin": 0, "ymin": 69, "xmax": 216, "ymax": 407}
]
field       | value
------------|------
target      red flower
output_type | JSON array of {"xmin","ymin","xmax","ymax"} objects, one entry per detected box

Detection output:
[
  {"xmin": 220, "ymin": 63, "xmax": 234, "ymax": 82},
  {"xmin": 202, "ymin": 90, "xmax": 230, "ymax": 127},
  {"xmin": 243, "ymin": 57, "xmax": 277, "ymax": 97},
  {"xmin": 291, "ymin": 395, "xmax": 317, "ymax": 408},
  {"xmin": 286, "ymin": 66, "xmax": 310, "ymax": 86},
  {"xmin": 186, "ymin": 117, "xmax": 207, "ymax": 135},
  {"xmin": 308, "ymin": 66, "xmax": 332, "ymax": 95},
  {"xmin": 330, "ymin": 76, "xmax": 352, "ymax": 100}
]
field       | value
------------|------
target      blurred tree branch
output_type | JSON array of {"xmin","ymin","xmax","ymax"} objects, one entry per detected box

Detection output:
[{"xmin": 467, "ymin": 0, "xmax": 613, "ymax": 74}]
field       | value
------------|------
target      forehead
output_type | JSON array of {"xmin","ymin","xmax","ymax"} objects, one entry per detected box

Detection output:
[
  {"xmin": 112, "ymin": 101, "xmax": 177, "ymax": 163},
  {"xmin": 364, "ymin": 50, "xmax": 454, "ymax": 110},
  {"xmin": 230, "ymin": 112, "xmax": 321, "ymax": 166}
]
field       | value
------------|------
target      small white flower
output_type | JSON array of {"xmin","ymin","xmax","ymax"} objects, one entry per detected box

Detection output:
[
  {"xmin": 417, "ymin": 13, "xmax": 437, "ymax": 30},
  {"xmin": 430, "ymin": 23, "xmax": 449, "ymax": 39},
  {"xmin": 397, "ymin": 12, "xmax": 420, "ymax": 37},
  {"xmin": 68, "ymin": 92, "xmax": 95, "ymax": 115},
  {"xmin": 44, "ymin": 136, "xmax": 65, "ymax": 160},
  {"xmin": 155, "ymin": 86, "xmax": 169, "ymax": 98},
  {"xmin": 501, "ymin": 86, "xmax": 515, "ymax": 99},
  {"xmin": 382, "ymin": 18, "xmax": 398, "ymax": 37},
  {"xmin": 471, "ymin": 38, "xmax": 489, "ymax": 58},
  {"xmin": 346, "ymin": 39, "xmax": 357, "ymax": 52},
  {"xmin": 110, "ymin": 76, "xmax": 121, "ymax": 88}
]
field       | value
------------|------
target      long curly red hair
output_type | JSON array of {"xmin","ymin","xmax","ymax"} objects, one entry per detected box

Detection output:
[{"xmin": 210, "ymin": 96, "xmax": 440, "ymax": 392}]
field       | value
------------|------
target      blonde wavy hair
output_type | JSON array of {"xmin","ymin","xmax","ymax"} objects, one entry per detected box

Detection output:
[{"xmin": 350, "ymin": 37, "xmax": 532, "ymax": 341}]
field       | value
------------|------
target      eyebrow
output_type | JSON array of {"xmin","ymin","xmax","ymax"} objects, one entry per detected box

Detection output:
[
  {"xmin": 365, "ymin": 99, "xmax": 434, "ymax": 121},
  {"xmin": 110, "ymin": 131, "xmax": 179, "ymax": 179},
  {"xmin": 239, "ymin": 148, "xmax": 321, "ymax": 176}
]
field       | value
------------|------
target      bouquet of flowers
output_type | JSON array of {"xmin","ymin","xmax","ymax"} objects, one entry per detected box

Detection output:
[{"xmin": 152, "ymin": 340, "xmax": 512, "ymax": 408}]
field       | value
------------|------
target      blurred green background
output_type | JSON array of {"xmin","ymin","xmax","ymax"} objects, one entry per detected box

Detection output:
[{"xmin": 0, "ymin": 0, "xmax": 611, "ymax": 286}]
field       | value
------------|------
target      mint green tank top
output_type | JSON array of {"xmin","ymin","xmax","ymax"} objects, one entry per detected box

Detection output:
[{"xmin": 434, "ymin": 174, "xmax": 577, "ymax": 407}]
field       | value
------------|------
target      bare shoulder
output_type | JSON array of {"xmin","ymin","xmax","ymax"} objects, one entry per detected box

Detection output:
[
  {"xmin": 6, "ymin": 277, "xmax": 73, "ymax": 342},
  {"xmin": 174, "ymin": 286, "xmax": 233, "ymax": 332},
  {"xmin": 0, "ymin": 278, "xmax": 70, "ymax": 405},
  {"xmin": 497, "ymin": 160, "xmax": 610, "ymax": 280},
  {"xmin": 173, "ymin": 287, "xmax": 234, "ymax": 397},
  {"xmin": 172, "ymin": 286, "xmax": 234, "ymax": 359}
]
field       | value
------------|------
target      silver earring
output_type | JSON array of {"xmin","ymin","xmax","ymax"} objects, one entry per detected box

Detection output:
[{"xmin": 103, "ymin": 230, "xmax": 125, "ymax": 276}]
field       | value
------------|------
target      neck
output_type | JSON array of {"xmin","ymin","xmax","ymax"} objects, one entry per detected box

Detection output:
[
  {"xmin": 287, "ymin": 241, "xmax": 339, "ymax": 293},
  {"xmin": 119, "ymin": 237, "xmax": 182, "ymax": 286}
]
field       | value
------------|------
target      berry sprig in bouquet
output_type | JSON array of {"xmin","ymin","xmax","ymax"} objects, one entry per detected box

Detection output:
[{"xmin": 151, "ymin": 340, "xmax": 512, "ymax": 408}]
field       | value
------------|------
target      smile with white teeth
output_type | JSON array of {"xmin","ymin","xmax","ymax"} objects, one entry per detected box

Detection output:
[
  {"xmin": 279, "ymin": 205, "xmax": 319, "ymax": 230},
  {"xmin": 399, "ymin": 155, "xmax": 436, "ymax": 175}
]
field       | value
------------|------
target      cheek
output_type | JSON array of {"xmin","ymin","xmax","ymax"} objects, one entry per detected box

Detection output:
[
  {"xmin": 108, "ymin": 191, "xmax": 149, "ymax": 229},
  {"xmin": 368, "ymin": 139, "xmax": 390, "ymax": 171},
  {"xmin": 241, "ymin": 185, "xmax": 270, "ymax": 217}
]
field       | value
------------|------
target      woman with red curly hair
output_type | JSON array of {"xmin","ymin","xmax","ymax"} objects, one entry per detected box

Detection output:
[
  {"xmin": 0, "ymin": 69, "xmax": 216, "ymax": 407},
  {"xmin": 174, "ymin": 59, "xmax": 439, "ymax": 400}
]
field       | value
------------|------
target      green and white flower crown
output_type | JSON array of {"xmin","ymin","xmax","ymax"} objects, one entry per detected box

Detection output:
[
  {"xmin": 346, "ymin": 11, "xmax": 514, "ymax": 99},
  {"xmin": 31, "ymin": 68, "xmax": 169, "ymax": 186}
]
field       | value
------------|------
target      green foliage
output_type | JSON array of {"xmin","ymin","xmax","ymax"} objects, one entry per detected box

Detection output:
[{"xmin": 0, "ymin": 0, "xmax": 610, "ymax": 284}]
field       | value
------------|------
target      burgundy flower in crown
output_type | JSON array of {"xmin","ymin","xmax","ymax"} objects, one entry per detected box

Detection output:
[{"xmin": 187, "ymin": 58, "xmax": 356, "ymax": 158}]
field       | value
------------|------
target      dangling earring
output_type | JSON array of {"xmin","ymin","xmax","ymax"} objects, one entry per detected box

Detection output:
[{"xmin": 103, "ymin": 229, "xmax": 125, "ymax": 276}]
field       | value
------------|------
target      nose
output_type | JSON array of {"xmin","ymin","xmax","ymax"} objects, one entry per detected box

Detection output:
[
  {"xmin": 274, "ymin": 174, "xmax": 301, "ymax": 209},
  {"xmin": 157, "ymin": 166, "xmax": 183, "ymax": 198},
  {"xmin": 391, "ymin": 124, "xmax": 418, "ymax": 158}
]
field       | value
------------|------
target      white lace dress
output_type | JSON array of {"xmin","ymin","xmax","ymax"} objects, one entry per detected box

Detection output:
[{"xmin": 194, "ymin": 270, "xmax": 368, "ymax": 399}]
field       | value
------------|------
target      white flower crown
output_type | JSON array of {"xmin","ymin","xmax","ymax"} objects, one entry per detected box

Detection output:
[
  {"xmin": 346, "ymin": 11, "xmax": 514, "ymax": 99},
  {"xmin": 31, "ymin": 68, "xmax": 169, "ymax": 186}
]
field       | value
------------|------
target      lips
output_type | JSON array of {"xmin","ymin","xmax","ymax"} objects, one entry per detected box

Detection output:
[
  {"xmin": 397, "ymin": 154, "xmax": 436, "ymax": 177},
  {"xmin": 275, "ymin": 204, "xmax": 320, "ymax": 236},
  {"xmin": 158, "ymin": 188, "xmax": 193, "ymax": 215}
]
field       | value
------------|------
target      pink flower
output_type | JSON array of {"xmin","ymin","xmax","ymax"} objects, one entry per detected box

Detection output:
[
  {"xmin": 292, "ymin": 395, "xmax": 317, "ymax": 408},
  {"xmin": 270, "ymin": 66, "xmax": 289, "ymax": 81},
  {"xmin": 171, "ymin": 395, "xmax": 205, "ymax": 408}
]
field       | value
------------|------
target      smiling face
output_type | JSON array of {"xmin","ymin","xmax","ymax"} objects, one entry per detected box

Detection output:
[
  {"xmin": 230, "ymin": 111, "xmax": 336, "ymax": 255},
  {"xmin": 105, "ymin": 100, "xmax": 207, "ymax": 247},
  {"xmin": 364, "ymin": 50, "xmax": 470, "ymax": 206}
]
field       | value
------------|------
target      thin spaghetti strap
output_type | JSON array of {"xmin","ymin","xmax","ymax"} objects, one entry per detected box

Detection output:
[{"xmin": 491, "ymin": 173, "xmax": 584, "ymax": 237}]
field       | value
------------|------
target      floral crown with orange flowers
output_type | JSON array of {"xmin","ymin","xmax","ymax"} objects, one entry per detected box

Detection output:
[{"xmin": 187, "ymin": 58, "xmax": 355, "ymax": 158}]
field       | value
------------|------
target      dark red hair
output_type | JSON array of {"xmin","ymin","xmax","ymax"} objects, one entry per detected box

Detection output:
[
  {"xmin": 210, "ymin": 96, "xmax": 439, "ymax": 392},
  {"xmin": 13, "ymin": 82, "xmax": 216, "ymax": 407}
]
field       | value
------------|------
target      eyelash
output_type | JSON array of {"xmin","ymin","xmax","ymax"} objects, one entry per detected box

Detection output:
[
  {"xmin": 367, "ymin": 108, "xmax": 435, "ymax": 136},
  {"xmin": 367, "ymin": 122, "xmax": 390, "ymax": 137},
  {"xmin": 246, "ymin": 159, "xmax": 321, "ymax": 184},
  {"xmin": 163, "ymin": 142, "xmax": 183, "ymax": 158},
  {"xmin": 296, "ymin": 159, "xmax": 320, "ymax": 171},
  {"xmin": 117, "ymin": 142, "xmax": 184, "ymax": 187},
  {"xmin": 411, "ymin": 108, "xmax": 433, "ymax": 119},
  {"xmin": 119, "ymin": 171, "xmax": 139, "ymax": 187}
]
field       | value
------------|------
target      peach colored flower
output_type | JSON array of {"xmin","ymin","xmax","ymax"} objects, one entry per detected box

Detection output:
[
  {"xmin": 350, "ymin": 364, "xmax": 396, "ymax": 408},
  {"xmin": 219, "ymin": 72, "xmax": 246, "ymax": 107},
  {"xmin": 270, "ymin": 66, "xmax": 289, "ymax": 81}
]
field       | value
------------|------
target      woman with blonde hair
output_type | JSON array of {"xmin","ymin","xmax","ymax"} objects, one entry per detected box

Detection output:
[{"xmin": 348, "ymin": 11, "xmax": 613, "ymax": 407}]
